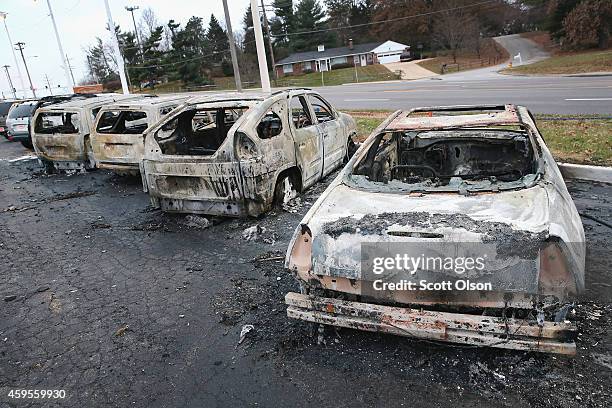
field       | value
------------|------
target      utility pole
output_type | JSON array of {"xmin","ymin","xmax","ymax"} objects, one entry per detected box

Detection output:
[
  {"xmin": 103, "ymin": 0, "xmax": 129, "ymax": 94},
  {"xmin": 222, "ymin": 0, "xmax": 242, "ymax": 92},
  {"xmin": 65, "ymin": 54, "xmax": 76, "ymax": 86},
  {"xmin": 44, "ymin": 74, "xmax": 53, "ymax": 96},
  {"xmin": 2, "ymin": 65, "xmax": 16, "ymax": 99},
  {"xmin": 249, "ymin": 0, "xmax": 270, "ymax": 93},
  {"xmin": 125, "ymin": 6, "xmax": 143, "ymax": 60},
  {"xmin": 259, "ymin": 0, "xmax": 276, "ymax": 81},
  {"xmin": 45, "ymin": 0, "xmax": 74, "ymax": 91},
  {"xmin": 15, "ymin": 42, "xmax": 36, "ymax": 98},
  {"xmin": 0, "ymin": 12, "xmax": 27, "ymax": 98}
]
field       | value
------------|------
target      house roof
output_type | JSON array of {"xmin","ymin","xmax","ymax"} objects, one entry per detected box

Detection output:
[{"xmin": 275, "ymin": 42, "xmax": 384, "ymax": 66}]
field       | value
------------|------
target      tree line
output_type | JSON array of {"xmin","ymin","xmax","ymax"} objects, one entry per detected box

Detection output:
[{"xmin": 83, "ymin": 0, "xmax": 611, "ymax": 89}]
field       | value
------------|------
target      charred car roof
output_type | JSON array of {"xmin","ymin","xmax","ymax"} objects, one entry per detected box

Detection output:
[{"xmin": 385, "ymin": 104, "xmax": 522, "ymax": 132}]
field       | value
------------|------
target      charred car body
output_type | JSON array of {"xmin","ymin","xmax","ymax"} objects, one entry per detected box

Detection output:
[
  {"xmin": 31, "ymin": 94, "xmax": 145, "ymax": 172},
  {"xmin": 141, "ymin": 90, "xmax": 357, "ymax": 217},
  {"xmin": 285, "ymin": 105, "xmax": 585, "ymax": 355},
  {"xmin": 91, "ymin": 95, "xmax": 189, "ymax": 175}
]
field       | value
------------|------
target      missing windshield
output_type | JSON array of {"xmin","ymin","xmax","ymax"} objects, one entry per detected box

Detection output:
[
  {"xmin": 154, "ymin": 107, "xmax": 248, "ymax": 156},
  {"xmin": 350, "ymin": 128, "xmax": 538, "ymax": 193}
]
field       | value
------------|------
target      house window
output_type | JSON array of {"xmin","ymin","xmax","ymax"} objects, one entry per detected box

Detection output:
[
  {"xmin": 331, "ymin": 56, "xmax": 347, "ymax": 66},
  {"xmin": 303, "ymin": 61, "xmax": 312, "ymax": 70},
  {"xmin": 283, "ymin": 64, "xmax": 293, "ymax": 74}
]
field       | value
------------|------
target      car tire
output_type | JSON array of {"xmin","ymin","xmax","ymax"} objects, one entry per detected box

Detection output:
[
  {"xmin": 273, "ymin": 173, "xmax": 298, "ymax": 207},
  {"xmin": 21, "ymin": 139, "xmax": 33, "ymax": 149},
  {"xmin": 84, "ymin": 139, "xmax": 96, "ymax": 170},
  {"xmin": 41, "ymin": 159, "xmax": 55, "ymax": 174}
]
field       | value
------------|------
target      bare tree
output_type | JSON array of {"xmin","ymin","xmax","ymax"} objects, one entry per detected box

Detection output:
[
  {"xmin": 139, "ymin": 7, "xmax": 160, "ymax": 41},
  {"xmin": 432, "ymin": 0, "xmax": 480, "ymax": 63}
]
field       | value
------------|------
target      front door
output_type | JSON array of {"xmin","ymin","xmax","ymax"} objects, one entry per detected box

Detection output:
[
  {"xmin": 289, "ymin": 94, "xmax": 323, "ymax": 188},
  {"xmin": 360, "ymin": 54, "xmax": 367, "ymax": 66},
  {"xmin": 307, "ymin": 93, "xmax": 344, "ymax": 175}
]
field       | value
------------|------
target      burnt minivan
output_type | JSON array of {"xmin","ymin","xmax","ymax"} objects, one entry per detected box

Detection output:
[
  {"xmin": 141, "ymin": 90, "xmax": 357, "ymax": 217},
  {"xmin": 91, "ymin": 95, "xmax": 189, "ymax": 175},
  {"xmin": 31, "ymin": 94, "xmax": 145, "ymax": 172}
]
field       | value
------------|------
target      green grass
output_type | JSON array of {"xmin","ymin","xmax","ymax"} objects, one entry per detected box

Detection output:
[
  {"xmin": 275, "ymin": 65, "xmax": 399, "ymax": 87},
  {"xmin": 502, "ymin": 49, "xmax": 612, "ymax": 75},
  {"xmin": 537, "ymin": 116, "xmax": 612, "ymax": 165},
  {"xmin": 349, "ymin": 111, "xmax": 612, "ymax": 166},
  {"xmin": 133, "ymin": 66, "xmax": 398, "ymax": 93}
]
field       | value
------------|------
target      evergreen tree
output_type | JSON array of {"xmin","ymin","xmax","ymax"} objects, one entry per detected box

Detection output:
[
  {"xmin": 292, "ymin": 0, "xmax": 335, "ymax": 51},
  {"xmin": 207, "ymin": 14, "xmax": 229, "ymax": 55}
]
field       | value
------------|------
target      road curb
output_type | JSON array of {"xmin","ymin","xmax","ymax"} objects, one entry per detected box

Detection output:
[{"xmin": 558, "ymin": 163, "xmax": 612, "ymax": 183}]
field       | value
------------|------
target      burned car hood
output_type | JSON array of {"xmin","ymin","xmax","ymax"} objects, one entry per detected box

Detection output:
[{"xmin": 303, "ymin": 182, "xmax": 553, "ymax": 287}]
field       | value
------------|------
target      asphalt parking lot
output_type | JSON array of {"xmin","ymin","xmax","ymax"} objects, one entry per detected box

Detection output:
[{"xmin": 0, "ymin": 138, "xmax": 611, "ymax": 408}]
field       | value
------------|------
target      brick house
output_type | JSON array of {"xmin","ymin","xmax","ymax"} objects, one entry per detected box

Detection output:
[{"xmin": 274, "ymin": 40, "xmax": 409, "ymax": 78}]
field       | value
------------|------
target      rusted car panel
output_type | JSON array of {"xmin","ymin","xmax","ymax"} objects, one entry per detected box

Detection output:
[
  {"xmin": 286, "ymin": 293, "xmax": 577, "ymax": 355},
  {"xmin": 141, "ymin": 90, "xmax": 357, "ymax": 217},
  {"xmin": 91, "ymin": 95, "xmax": 190, "ymax": 174},
  {"xmin": 31, "ymin": 94, "xmax": 145, "ymax": 171},
  {"xmin": 285, "ymin": 104, "xmax": 585, "ymax": 354}
]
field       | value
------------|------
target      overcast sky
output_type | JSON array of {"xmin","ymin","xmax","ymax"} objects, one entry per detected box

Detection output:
[{"xmin": 0, "ymin": 0, "xmax": 252, "ymax": 98}]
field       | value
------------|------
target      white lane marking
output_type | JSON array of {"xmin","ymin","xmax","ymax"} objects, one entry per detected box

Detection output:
[
  {"xmin": 565, "ymin": 97, "xmax": 612, "ymax": 101},
  {"xmin": 343, "ymin": 98, "xmax": 390, "ymax": 102}
]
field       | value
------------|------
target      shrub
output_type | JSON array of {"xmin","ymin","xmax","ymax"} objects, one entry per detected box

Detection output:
[{"xmin": 331, "ymin": 62, "xmax": 352, "ymax": 69}]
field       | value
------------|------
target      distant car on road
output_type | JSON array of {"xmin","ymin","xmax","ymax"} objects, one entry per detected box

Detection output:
[
  {"xmin": 0, "ymin": 100, "xmax": 17, "ymax": 139},
  {"xmin": 6, "ymin": 100, "xmax": 38, "ymax": 148}
]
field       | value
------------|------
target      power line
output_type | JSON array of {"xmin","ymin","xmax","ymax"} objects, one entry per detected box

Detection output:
[{"xmin": 270, "ymin": 0, "xmax": 498, "ymax": 38}]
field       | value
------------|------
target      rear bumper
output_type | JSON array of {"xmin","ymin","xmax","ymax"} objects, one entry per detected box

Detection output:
[
  {"xmin": 39, "ymin": 159, "xmax": 89, "ymax": 171},
  {"xmin": 285, "ymin": 292, "xmax": 577, "ymax": 355},
  {"xmin": 97, "ymin": 161, "xmax": 140, "ymax": 175},
  {"xmin": 8, "ymin": 132, "xmax": 30, "ymax": 142},
  {"xmin": 156, "ymin": 197, "xmax": 247, "ymax": 217}
]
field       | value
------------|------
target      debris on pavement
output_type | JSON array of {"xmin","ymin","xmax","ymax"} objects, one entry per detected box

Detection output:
[
  {"xmin": 181, "ymin": 215, "xmax": 211, "ymax": 229},
  {"xmin": 115, "ymin": 325, "xmax": 129, "ymax": 337},
  {"xmin": 242, "ymin": 225, "xmax": 265, "ymax": 241},
  {"xmin": 238, "ymin": 324, "xmax": 255, "ymax": 345}
]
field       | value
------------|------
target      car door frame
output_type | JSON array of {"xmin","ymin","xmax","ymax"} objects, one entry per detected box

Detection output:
[
  {"xmin": 235, "ymin": 97, "xmax": 296, "ymax": 208},
  {"xmin": 305, "ymin": 92, "xmax": 345, "ymax": 176},
  {"xmin": 287, "ymin": 90, "xmax": 324, "ymax": 189}
]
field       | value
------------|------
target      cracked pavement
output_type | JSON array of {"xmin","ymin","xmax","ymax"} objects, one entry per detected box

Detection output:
[{"xmin": 0, "ymin": 139, "xmax": 611, "ymax": 408}]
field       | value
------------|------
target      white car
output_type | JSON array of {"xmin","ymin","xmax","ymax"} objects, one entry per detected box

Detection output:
[{"xmin": 285, "ymin": 105, "xmax": 585, "ymax": 355}]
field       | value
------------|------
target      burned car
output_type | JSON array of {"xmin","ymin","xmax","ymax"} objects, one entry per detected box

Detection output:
[
  {"xmin": 31, "ymin": 94, "xmax": 145, "ymax": 172},
  {"xmin": 285, "ymin": 105, "xmax": 585, "ymax": 355},
  {"xmin": 141, "ymin": 90, "xmax": 357, "ymax": 216},
  {"xmin": 91, "ymin": 95, "xmax": 189, "ymax": 175}
]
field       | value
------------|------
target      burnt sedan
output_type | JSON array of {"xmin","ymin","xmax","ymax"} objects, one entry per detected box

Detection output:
[
  {"xmin": 285, "ymin": 105, "xmax": 585, "ymax": 355},
  {"xmin": 141, "ymin": 90, "xmax": 357, "ymax": 217}
]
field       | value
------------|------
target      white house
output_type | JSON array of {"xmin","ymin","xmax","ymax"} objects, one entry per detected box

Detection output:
[{"xmin": 371, "ymin": 40, "xmax": 410, "ymax": 64}]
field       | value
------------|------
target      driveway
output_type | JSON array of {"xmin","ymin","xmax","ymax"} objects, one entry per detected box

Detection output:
[{"xmin": 383, "ymin": 59, "xmax": 439, "ymax": 80}]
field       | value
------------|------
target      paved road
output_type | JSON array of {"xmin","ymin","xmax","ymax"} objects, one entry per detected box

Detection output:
[
  {"xmin": 313, "ymin": 35, "xmax": 612, "ymax": 114},
  {"xmin": 1, "ymin": 139, "xmax": 611, "ymax": 407}
]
